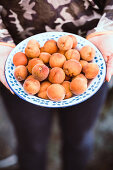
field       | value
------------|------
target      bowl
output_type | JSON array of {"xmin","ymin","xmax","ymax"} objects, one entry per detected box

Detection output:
[{"xmin": 5, "ymin": 32, "xmax": 106, "ymax": 108}]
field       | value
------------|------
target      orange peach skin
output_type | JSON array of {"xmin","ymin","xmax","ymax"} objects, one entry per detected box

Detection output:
[
  {"xmin": 65, "ymin": 49, "xmax": 80, "ymax": 61},
  {"xmin": 69, "ymin": 35, "xmax": 78, "ymax": 48},
  {"xmin": 25, "ymin": 39, "xmax": 40, "ymax": 58},
  {"xmin": 27, "ymin": 58, "xmax": 43, "ymax": 74},
  {"xmin": 57, "ymin": 35, "xmax": 73, "ymax": 51},
  {"xmin": 13, "ymin": 52, "xmax": 28, "ymax": 66},
  {"xmin": 43, "ymin": 39, "xmax": 58, "ymax": 54},
  {"xmin": 38, "ymin": 81, "xmax": 51, "ymax": 99},
  {"xmin": 32, "ymin": 64, "xmax": 49, "ymax": 81},
  {"xmin": 23, "ymin": 78, "xmax": 40, "ymax": 95},
  {"xmin": 63, "ymin": 59, "xmax": 82, "ymax": 77},
  {"xmin": 62, "ymin": 81, "xmax": 72, "ymax": 99},
  {"xmin": 80, "ymin": 45, "xmax": 95, "ymax": 61},
  {"xmin": 83, "ymin": 63, "xmax": 99, "ymax": 79},
  {"xmin": 70, "ymin": 77, "xmax": 87, "ymax": 95},
  {"xmin": 14, "ymin": 65, "xmax": 28, "ymax": 81},
  {"xmin": 47, "ymin": 84, "xmax": 65, "ymax": 101},
  {"xmin": 39, "ymin": 52, "xmax": 51, "ymax": 64},
  {"xmin": 48, "ymin": 67, "xmax": 65, "ymax": 84},
  {"xmin": 49, "ymin": 53, "xmax": 66, "ymax": 68}
]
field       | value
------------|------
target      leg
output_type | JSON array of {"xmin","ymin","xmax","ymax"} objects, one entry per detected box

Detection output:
[
  {"xmin": 58, "ymin": 82, "xmax": 108, "ymax": 170},
  {"xmin": 1, "ymin": 84, "xmax": 54, "ymax": 170}
]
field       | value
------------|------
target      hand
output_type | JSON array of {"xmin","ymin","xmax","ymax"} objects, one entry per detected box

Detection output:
[
  {"xmin": 0, "ymin": 45, "xmax": 14, "ymax": 93},
  {"xmin": 88, "ymin": 34, "xmax": 113, "ymax": 82}
]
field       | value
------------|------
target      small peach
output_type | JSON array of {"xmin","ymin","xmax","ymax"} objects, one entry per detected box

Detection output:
[
  {"xmin": 57, "ymin": 35, "xmax": 73, "ymax": 51},
  {"xmin": 63, "ymin": 59, "xmax": 82, "ymax": 77},
  {"xmin": 70, "ymin": 77, "xmax": 87, "ymax": 95},
  {"xmin": 48, "ymin": 67, "xmax": 65, "ymax": 84},
  {"xmin": 13, "ymin": 52, "xmax": 28, "ymax": 66},
  {"xmin": 32, "ymin": 64, "xmax": 49, "ymax": 81},
  {"xmin": 14, "ymin": 65, "xmax": 28, "ymax": 81},
  {"xmin": 47, "ymin": 84, "xmax": 65, "ymax": 101},
  {"xmin": 83, "ymin": 63, "xmax": 99, "ymax": 79},
  {"xmin": 23, "ymin": 78, "xmax": 40, "ymax": 95},
  {"xmin": 43, "ymin": 39, "xmax": 58, "ymax": 54},
  {"xmin": 25, "ymin": 39, "xmax": 40, "ymax": 58},
  {"xmin": 39, "ymin": 52, "xmax": 51, "ymax": 64},
  {"xmin": 65, "ymin": 49, "xmax": 80, "ymax": 61},
  {"xmin": 80, "ymin": 45, "xmax": 95, "ymax": 61},
  {"xmin": 49, "ymin": 53, "xmax": 66, "ymax": 68}
]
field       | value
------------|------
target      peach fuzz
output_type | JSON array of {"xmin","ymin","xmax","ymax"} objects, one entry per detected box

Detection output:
[
  {"xmin": 63, "ymin": 59, "xmax": 82, "ymax": 77},
  {"xmin": 13, "ymin": 52, "xmax": 28, "ymax": 66},
  {"xmin": 69, "ymin": 35, "xmax": 78, "ymax": 48},
  {"xmin": 25, "ymin": 39, "xmax": 40, "ymax": 58},
  {"xmin": 70, "ymin": 77, "xmax": 87, "ymax": 95},
  {"xmin": 80, "ymin": 45, "xmax": 95, "ymax": 61},
  {"xmin": 43, "ymin": 39, "xmax": 58, "ymax": 54},
  {"xmin": 57, "ymin": 35, "xmax": 73, "ymax": 51},
  {"xmin": 65, "ymin": 49, "xmax": 80, "ymax": 61},
  {"xmin": 23, "ymin": 78, "xmax": 40, "ymax": 95},
  {"xmin": 61, "ymin": 81, "xmax": 73, "ymax": 99},
  {"xmin": 38, "ymin": 81, "xmax": 51, "ymax": 99},
  {"xmin": 83, "ymin": 63, "xmax": 99, "ymax": 79},
  {"xmin": 47, "ymin": 84, "xmax": 65, "ymax": 101},
  {"xmin": 39, "ymin": 52, "xmax": 51, "ymax": 64},
  {"xmin": 48, "ymin": 67, "xmax": 65, "ymax": 84},
  {"xmin": 49, "ymin": 53, "xmax": 66, "ymax": 68},
  {"xmin": 14, "ymin": 65, "xmax": 28, "ymax": 81},
  {"xmin": 27, "ymin": 58, "xmax": 43, "ymax": 74},
  {"xmin": 32, "ymin": 64, "xmax": 49, "ymax": 81}
]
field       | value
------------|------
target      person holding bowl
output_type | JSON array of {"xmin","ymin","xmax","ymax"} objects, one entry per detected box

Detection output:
[{"xmin": 0, "ymin": 1, "xmax": 113, "ymax": 170}]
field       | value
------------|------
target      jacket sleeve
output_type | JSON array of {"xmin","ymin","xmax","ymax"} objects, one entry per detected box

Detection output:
[
  {"xmin": 0, "ymin": 5, "xmax": 14, "ymax": 43},
  {"xmin": 104, "ymin": 0, "xmax": 113, "ymax": 20}
]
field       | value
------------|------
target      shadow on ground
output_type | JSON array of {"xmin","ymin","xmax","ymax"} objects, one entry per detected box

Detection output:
[{"xmin": 1, "ymin": 87, "xmax": 113, "ymax": 170}]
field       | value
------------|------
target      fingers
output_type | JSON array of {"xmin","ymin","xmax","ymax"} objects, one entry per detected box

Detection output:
[{"xmin": 105, "ymin": 55, "xmax": 113, "ymax": 82}]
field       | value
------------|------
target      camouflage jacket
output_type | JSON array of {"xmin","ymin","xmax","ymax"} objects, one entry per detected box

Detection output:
[{"xmin": 0, "ymin": 0, "xmax": 113, "ymax": 45}]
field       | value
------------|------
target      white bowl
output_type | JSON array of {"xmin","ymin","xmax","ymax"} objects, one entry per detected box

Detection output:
[{"xmin": 5, "ymin": 32, "xmax": 106, "ymax": 108}]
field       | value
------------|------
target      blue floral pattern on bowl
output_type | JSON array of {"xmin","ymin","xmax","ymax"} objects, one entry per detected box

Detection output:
[{"xmin": 5, "ymin": 32, "xmax": 106, "ymax": 108}]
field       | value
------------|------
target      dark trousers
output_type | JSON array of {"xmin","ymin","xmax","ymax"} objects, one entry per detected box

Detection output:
[{"xmin": 0, "ymin": 82, "xmax": 108, "ymax": 170}]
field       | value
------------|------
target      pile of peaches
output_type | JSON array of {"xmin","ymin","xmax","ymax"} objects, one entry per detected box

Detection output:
[{"xmin": 13, "ymin": 35, "xmax": 99, "ymax": 102}]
